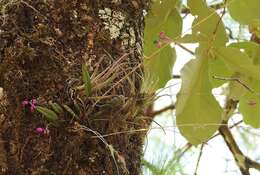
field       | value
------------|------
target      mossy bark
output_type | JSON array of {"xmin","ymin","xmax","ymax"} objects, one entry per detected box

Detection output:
[{"xmin": 0, "ymin": 0, "xmax": 151, "ymax": 174}]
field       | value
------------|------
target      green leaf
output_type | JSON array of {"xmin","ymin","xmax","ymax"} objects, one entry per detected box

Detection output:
[
  {"xmin": 143, "ymin": 0, "xmax": 182, "ymax": 90},
  {"xmin": 48, "ymin": 101, "xmax": 63, "ymax": 114},
  {"xmin": 144, "ymin": 46, "xmax": 176, "ymax": 91},
  {"xmin": 193, "ymin": 16, "xmax": 227, "ymax": 45},
  {"xmin": 215, "ymin": 47, "xmax": 260, "ymax": 80},
  {"xmin": 148, "ymin": 0, "xmax": 177, "ymax": 20},
  {"xmin": 63, "ymin": 104, "xmax": 80, "ymax": 120},
  {"xmin": 175, "ymin": 34, "xmax": 203, "ymax": 43},
  {"xmin": 187, "ymin": 0, "xmax": 209, "ymax": 16},
  {"xmin": 229, "ymin": 41, "xmax": 260, "ymax": 64},
  {"xmin": 36, "ymin": 106, "xmax": 58, "ymax": 122},
  {"xmin": 226, "ymin": 74, "xmax": 251, "ymax": 100},
  {"xmin": 82, "ymin": 64, "xmax": 91, "ymax": 96},
  {"xmin": 176, "ymin": 47, "xmax": 222, "ymax": 145},
  {"xmin": 208, "ymin": 56, "xmax": 233, "ymax": 87},
  {"xmin": 73, "ymin": 100, "xmax": 82, "ymax": 115},
  {"xmin": 227, "ymin": 0, "xmax": 260, "ymax": 25},
  {"xmin": 239, "ymin": 80, "xmax": 260, "ymax": 128},
  {"xmin": 192, "ymin": 16, "xmax": 228, "ymax": 46},
  {"xmin": 187, "ymin": 0, "xmax": 228, "ymax": 46}
]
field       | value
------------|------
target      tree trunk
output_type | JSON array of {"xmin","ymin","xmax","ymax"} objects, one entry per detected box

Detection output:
[{"xmin": 0, "ymin": 0, "xmax": 151, "ymax": 174}]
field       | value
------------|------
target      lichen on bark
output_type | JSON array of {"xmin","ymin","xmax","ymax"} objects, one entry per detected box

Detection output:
[{"xmin": 0, "ymin": 0, "xmax": 151, "ymax": 174}]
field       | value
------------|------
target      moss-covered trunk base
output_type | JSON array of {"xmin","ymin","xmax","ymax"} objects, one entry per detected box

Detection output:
[{"xmin": 0, "ymin": 0, "xmax": 151, "ymax": 174}]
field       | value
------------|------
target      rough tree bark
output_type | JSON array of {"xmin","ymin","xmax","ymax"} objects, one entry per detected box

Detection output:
[{"xmin": 0, "ymin": 0, "xmax": 151, "ymax": 174}]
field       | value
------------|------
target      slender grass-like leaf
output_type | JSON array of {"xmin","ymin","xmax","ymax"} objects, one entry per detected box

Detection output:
[
  {"xmin": 63, "ymin": 104, "xmax": 80, "ymax": 120},
  {"xmin": 36, "ymin": 106, "xmax": 58, "ymax": 122},
  {"xmin": 49, "ymin": 102, "xmax": 63, "ymax": 114},
  {"xmin": 82, "ymin": 64, "xmax": 91, "ymax": 96}
]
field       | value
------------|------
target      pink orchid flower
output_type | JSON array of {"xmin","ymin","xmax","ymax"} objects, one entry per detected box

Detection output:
[
  {"xmin": 159, "ymin": 31, "xmax": 166, "ymax": 39},
  {"xmin": 35, "ymin": 127, "xmax": 49, "ymax": 135},
  {"xmin": 22, "ymin": 99, "xmax": 29, "ymax": 107},
  {"xmin": 30, "ymin": 99, "xmax": 37, "ymax": 112},
  {"xmin": 22, "ymin": 98, "xmax": 37, "ymax": 112},
  {"xmin": 158, "ymin": 31, "xmax": 172, "ymax": 44}
]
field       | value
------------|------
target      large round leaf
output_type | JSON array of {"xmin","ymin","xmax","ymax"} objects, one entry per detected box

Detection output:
[
  {"xmin": 227, "ymin": 0, "xmax": 260, "ymax": 25},
  {"xmin": 176, "ymin": 47, "xmax": 222, "ymax": 145}
]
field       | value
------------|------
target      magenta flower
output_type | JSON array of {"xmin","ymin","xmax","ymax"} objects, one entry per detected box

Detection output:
[
  {"xmin": 159, "ymin": 31, "xmax": 166, "ymax": 39},
  {"xmin": 156, "ymin": 42, "xmax": 162, "ymax": 48},
  {"xmin": 22, "ymin": 99, "xmax": 29, "ymax": 107},
  {"xmin": 157, "ymin": 31, "xmax": 172, "ymax": 45},
  {"xmin": 35, "ymin": 127, "xmax": 45, "ymax": 134},
  {"xmin": 35, "ymin": 127, "xmax": 49, "ymax": 135},
  {"xmin": 30, "ymin": 99, "xmax": 37, "ymax": 112},
  {"xmin": 22, "ymin": 98, "xmax": 37, "ymax": 112}
]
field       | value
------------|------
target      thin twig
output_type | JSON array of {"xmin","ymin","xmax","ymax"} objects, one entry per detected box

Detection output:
[
  {"xmin": 176, "ymin": 43, "xmax": 195, "ymax": 55},
  {"xmin": 212, "ymin": 0, "xmax": 226, "ymax": 38},
  {"xmin": 194, "ymin": 144, "xmax": 204, "ymax": 175},
  {"xmin": 213, "ymin": 75, "xmax": 254, "ymax": 93},
  {"xmin": 20, "ymin": 0, "xmax": 48, "ymax": 20},
  {"xmin": 139, "ymin": 116, "xmax": 167, "ymax": 135},
  {"xmin": 146, "ymin": 104, "xmax": 175, "ymax": 118},
  {"xmin": 173, "ymin": 75, "xmax": 181, "ymax": 79}
]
